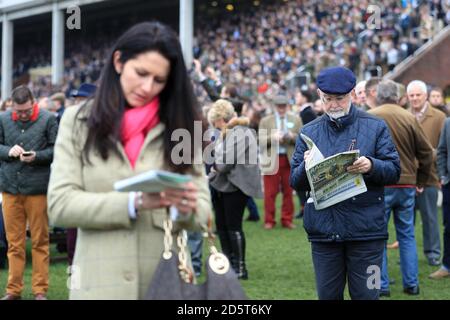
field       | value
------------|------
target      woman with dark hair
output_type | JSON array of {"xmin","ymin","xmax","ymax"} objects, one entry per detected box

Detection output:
[{"xmin": 47, "ymin": 22, "xmax": 212, "ymax": 299}]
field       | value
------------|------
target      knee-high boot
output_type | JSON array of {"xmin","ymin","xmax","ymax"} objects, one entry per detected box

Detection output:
[
  {"xmin": 217, "ymin": 230, "xmax": 234, "ymax": 265},
  {"xmin": 229, "ymin": 231, "xmax": 248, "ymax": 280}
]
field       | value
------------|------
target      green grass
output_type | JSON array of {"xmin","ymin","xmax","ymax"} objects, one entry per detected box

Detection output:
[
  {"xmin": 0, "ymin": 244, "xmax": 69, "ymax": 300},
  {"xmin": 1, "ymin": 196, "xmax": 449, "ymax": 299}
]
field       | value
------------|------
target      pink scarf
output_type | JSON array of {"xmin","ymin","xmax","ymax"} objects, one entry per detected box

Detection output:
[{"xmin": 121, "ymin": 97, "xmax": 160, "ymax": 168}]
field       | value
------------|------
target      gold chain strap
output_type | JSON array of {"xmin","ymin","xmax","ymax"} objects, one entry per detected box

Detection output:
[
  {"xmin": 162, "ymin": 208, "xmax": 193, "ymax": 284},
  {"xmin": 177, "ymin": 230, "xmax": 194, "ymax": 283},
  {"xmin": 162, "ymin": 210, "xmax": 229, "ymax": 282},
  {"xmin": 162, "ymin": 218, "xmax": 173, "ymax": 260}
]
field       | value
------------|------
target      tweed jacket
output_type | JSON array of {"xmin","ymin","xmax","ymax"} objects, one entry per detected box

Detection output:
[
  {"xmin": 47, "ymin": 104, "xmax": 212, "ymax": 299},
  {"xmin": 258, "ymin": 112, "xmax": 302, "ymax": 175}
]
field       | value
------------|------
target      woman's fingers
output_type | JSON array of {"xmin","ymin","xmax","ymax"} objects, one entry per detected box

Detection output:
[
  {"xmin": 159, "ymin": 182, "xmax": 198, "ymax": 212},
  {"xmin": 139, "ymin": 182, "xmax": 198, "ymax": 212}
]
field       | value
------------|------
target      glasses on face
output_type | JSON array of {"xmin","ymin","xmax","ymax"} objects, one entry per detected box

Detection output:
[
  {"xmin": 14, "ymin": 108, "xmax": 33, "ymax": 116},
  {"xmin": 320, "ymin": 93, "xmax": 350, "ymax": 104}
]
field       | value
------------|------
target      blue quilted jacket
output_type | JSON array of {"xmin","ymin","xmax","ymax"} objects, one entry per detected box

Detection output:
[{"xmin": 290, "ymin": 105, "xmax": 400, "ymax": 242}]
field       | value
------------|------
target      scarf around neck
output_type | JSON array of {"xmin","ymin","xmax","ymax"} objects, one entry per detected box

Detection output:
[
  {"xmin": 121, "ymin": 97, "xmax": 160, "ymax": 168},
  {"xmin": 12, "ymin": 102, "xmax": 40, "ymax": 122}
]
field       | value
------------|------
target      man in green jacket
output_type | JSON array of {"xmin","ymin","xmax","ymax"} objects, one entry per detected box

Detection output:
[{"xmin": 0, "ymin": 86, "xmax": 58, "ymax": 300}]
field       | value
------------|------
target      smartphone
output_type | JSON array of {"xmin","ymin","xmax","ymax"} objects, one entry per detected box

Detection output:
[{"xmin": 22, "ymin": 151, "xmax": 33, "ymax": 156}]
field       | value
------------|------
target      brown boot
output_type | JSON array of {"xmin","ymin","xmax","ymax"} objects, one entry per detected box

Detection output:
[
  {"xmin": 428, "ymin": 267, "xmax": 450, "ymax": 280},
  {"xmin": 1, "ymin": 293, "xmax": 21, "ymax": 300}
]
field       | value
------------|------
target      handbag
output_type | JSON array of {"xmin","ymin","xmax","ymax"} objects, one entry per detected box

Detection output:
[{"xmin": 145, "ymin": 215, "xmax": 248, "ymax": 300}]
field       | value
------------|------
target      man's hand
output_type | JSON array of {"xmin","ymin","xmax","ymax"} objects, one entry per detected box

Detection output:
[
  {"xmin": 8, "ymin": 145, "xmax": 25, "ymax": 158},
  {"xmin": 273, "ymin": 130, "xmax": 284, "ymax": 142},
  {"xmin": 304, "ymin": 150, "xmax": 311, "ymax": 162},
  {"xmin": 20, "ymin": 151, "xmax": 36, "ymax": 163},
  {"xmin": 416, "ymin": 186, "xmax": 424, "ymax": 194},
  {"xmin": 347, "ymin": 156, "xmax": 372, "ymax": 174},
  {"xmin": 281, "ymin": 131, "xmax": 295, "ymax": 143}
]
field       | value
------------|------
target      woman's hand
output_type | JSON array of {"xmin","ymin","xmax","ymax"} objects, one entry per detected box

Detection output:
[
  {"xmin": 161, "ymin": 182, "xmax": 198, "ymax": 215},
  {"xmin": 135, "ymin": 192, "xmax": 171, "ymax": 210},
  {"xmin": 135, "ymin": 182, "xmax": 198, "ymax": 215}
]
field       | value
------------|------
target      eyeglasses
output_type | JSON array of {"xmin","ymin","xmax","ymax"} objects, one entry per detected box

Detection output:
[
  {"xmin": 14, "ymin": 108, "xmax": 33, "ymax": 116},
  {"xmin": 320, "ymin": 93, "xmax": 350, "ymax": 104}
]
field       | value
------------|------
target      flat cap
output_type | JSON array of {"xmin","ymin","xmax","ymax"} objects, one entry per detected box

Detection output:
[
  {"xmin": 316, "ymin": 66, "xmax": 356, "ymax": 95},
  {"xmin": 50, "ymin": 92, "xmax": 66, "ymax": 104},
  {"xmin": 272, "ymin": 95, "xmax": 289, "ymax": 105},
  {"xmin": 71, "ymin": 83, "xmax": 97, "ymax": 98}
]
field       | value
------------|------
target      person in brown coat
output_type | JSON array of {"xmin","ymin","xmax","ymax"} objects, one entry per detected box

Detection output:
[
  {"xmin": 369, "ymin": 80, "xmax": 434, "ymax": 296},
  {"xmin": 259, "ymin": 95, "xmax": 302, "ymax": 230},
  {"xmin": 408, "ymin": 80, "xmax": 446, "ymax": 267}
]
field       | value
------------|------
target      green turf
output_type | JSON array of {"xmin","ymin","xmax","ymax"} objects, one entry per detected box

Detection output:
[{"xmin": 1, "ymin": 197, "xmax": 449, "ymax": 299}]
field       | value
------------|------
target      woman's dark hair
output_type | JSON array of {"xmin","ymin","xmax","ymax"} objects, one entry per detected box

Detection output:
[{"xmin": 80, "ymin": 21, "xmax": 201, "ymax": 173}]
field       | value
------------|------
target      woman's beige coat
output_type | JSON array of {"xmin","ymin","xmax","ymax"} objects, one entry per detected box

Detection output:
[{"xmin": 47, "ymin": 105, "xmax": 212, "ymax": 299}]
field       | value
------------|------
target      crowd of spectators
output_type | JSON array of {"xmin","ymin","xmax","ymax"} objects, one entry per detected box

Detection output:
[{"xmin": 1, "ymin": 0, "xmax": 448, "ymax": 105}]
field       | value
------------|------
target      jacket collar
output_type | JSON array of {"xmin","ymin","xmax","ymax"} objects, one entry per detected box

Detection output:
[
  {"xmin": 11, "ymin": 103, "xmax": 40, "ymax": 122},
  {"xmin": 116, "ymin": 122, "xmax": 165, "ymax": 170},
  {"xmin": 326, "ymin": 104, "xmax": 357, "ymax": 131},
  {"xmin": 222, "ymin": 117, "xmax": 250, "ymax": 137}
]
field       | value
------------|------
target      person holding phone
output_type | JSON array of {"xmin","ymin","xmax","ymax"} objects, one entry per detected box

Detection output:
[
  {"xmin": 0, "ymin": 85, "xmax": 58, "ymax": 300},
  {"xmin": 46, "ymin": 22, "xmax": 212, "ymax": 300}
]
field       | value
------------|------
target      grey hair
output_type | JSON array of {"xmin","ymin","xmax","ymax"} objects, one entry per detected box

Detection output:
[
  {"xmin": 407, "ymin": 80, "xmax": 427, "ymax": 94},
  {"xmin": 376, "ymin": 80, "xmax": 399, "ymax": 105}
]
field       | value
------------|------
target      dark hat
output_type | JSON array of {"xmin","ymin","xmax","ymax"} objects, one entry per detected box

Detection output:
[
  {"xmin": 71, "ymin": 83, "xmax": 97, "ymax": 98},
  {"xmin": 316, "ymin": 66, "xmax": 356, "ymax": 95},
  {"xmin": 272, "ymin": 95, "xmax": 289, "ymax": 105}
]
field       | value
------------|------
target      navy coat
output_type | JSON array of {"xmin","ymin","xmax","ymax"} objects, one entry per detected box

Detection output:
[{"xmin": 290, "ymin": 105, "xmax": 400, "ymax": 242}]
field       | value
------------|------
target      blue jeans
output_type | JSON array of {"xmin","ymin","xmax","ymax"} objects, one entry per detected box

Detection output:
[
  {"xmin": 187, "ymin": 231, "xmax": 203, "ymax": 276},
  {"xmin": 381, "ymin": 187, "xmax": 419, "ymax": 290},
  {"xmin": 246, "ymin": 198, "xmax": 260, "ymax": 220}
]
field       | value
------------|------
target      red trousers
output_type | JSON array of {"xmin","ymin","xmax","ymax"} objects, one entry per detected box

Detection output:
[{"xmin": 263, "ymin": 155, "xmax": 294, "ymax": 226}]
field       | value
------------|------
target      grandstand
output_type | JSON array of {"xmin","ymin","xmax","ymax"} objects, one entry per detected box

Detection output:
[{"xmin": 0, "ymin": 0, "xmax": 449, "ymax": 102}]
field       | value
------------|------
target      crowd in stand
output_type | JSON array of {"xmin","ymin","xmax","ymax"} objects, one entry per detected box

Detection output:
[
  {"xmin": 0, "ymin": 1, "xmax": 449, "ymax": 300},
  {"xmin": 2, "ymin": 0, "xmax": 449, "ymax": 105},
  {"xmin": 194, "ymin": 0, "xmax": 448, "ymax": 100}
]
